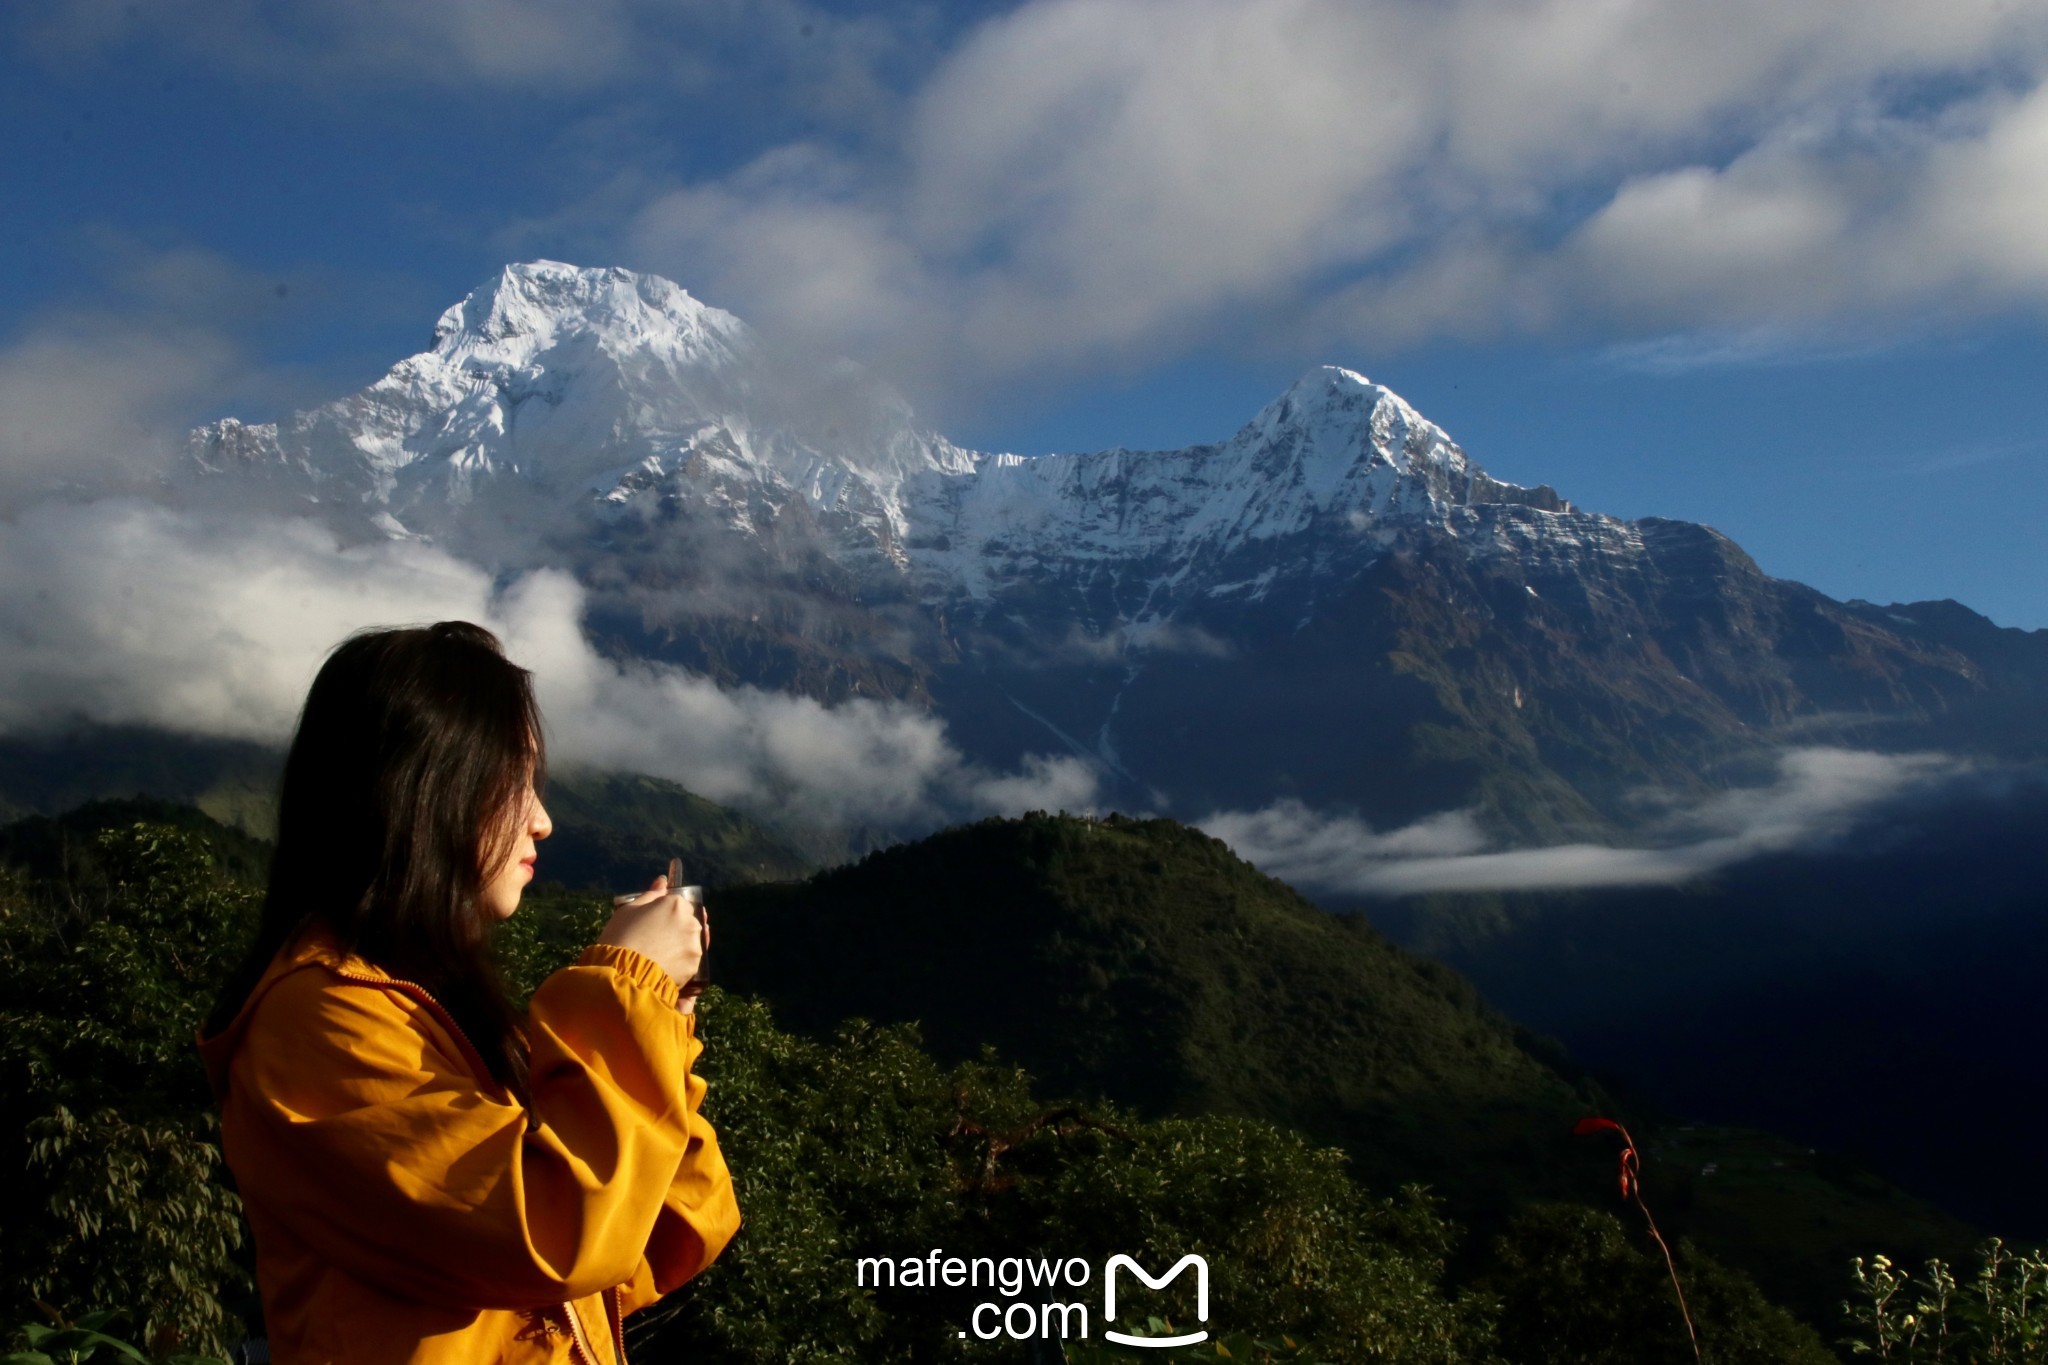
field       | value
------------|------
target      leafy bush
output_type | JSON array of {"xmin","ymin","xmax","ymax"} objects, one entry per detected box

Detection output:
[
  {"xmin": 0, "ymin": 826, "xmax": 258, "ymax": 1354},
  {"xmin": 1063, "ymin": 1323, "xmax": 1339, "ymax": 1362},
  {"xmin": 614, "ymin": 988, "xmax": 1487, "ymax": 1364},
  {"xmin": 1476, "ymin": 1203, "xmax": 1837, "ymax": 1365},
  {"xmin": 1843, "ymin": 1240, "xmax": 2048, "ymax": 1359},
  {"xmin": 2, "ymin": 1308, "xmax": 228, "ymax": 1364}
]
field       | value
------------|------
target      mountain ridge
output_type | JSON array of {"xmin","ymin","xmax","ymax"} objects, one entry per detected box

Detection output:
[
  {"xmin": 187, "ymin": 262, "xmax": 1575, "ymax": 586},
  {"xmin": 179, "ymin": 260, "xmax": 2048, "ymax": 840}
]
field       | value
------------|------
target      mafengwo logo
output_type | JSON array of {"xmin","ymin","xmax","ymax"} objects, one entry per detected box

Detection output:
[
  {"xmin": 1103, "ymin": 1254, "xmax": 1209, "ymax": 1347},
  {"xmin": 854, "ymin": 1249, "xmax": 1211, "ymax": 1346}
]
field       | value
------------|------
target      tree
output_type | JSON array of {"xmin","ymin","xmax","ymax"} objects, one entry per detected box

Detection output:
[{"xmin": 0, "ymin": 826, "xmax": 258, "ymax": 1354}]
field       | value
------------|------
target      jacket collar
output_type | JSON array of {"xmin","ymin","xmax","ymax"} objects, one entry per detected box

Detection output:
[{"xmin": 195, "ymin": 921, "xmax": 389, "ymax": 1100}]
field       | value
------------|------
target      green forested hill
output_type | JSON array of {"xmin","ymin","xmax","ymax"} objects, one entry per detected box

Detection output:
[
  {"xmin": 0, "ymin": 796, "xmax": 1988, "ymax": 1355},
  {"xmin": 0, "ymin": 809, "xmax": 1850, "ymax": 1362},
  {"xmin": 0, "ymin": 725, "xmax": 813, "ymax": 894},
  {"xmin": 0, "ymin": 796, "xmax": 277, "ymax": 886},
  {"xmin": 710, "ymin": 812, "xmax": 1601, "ymax": 1206},
  {"xmin": 0, "ymin": 727, "xmax": 283, "ymax": 834},
  {"xmin": 704, "ymin": 811, "xmax": 1978, "ymax": 1329}
]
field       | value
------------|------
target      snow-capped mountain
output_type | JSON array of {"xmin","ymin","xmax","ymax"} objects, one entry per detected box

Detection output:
[
  {"xmin": 914, "ymin": 364, "xmax": 1572, "ymax": 612},
  {"xmin": 189, "ymin": 261, "xmax": 1573, "ymax": 596},
  {"xmin": 191, "ymin": 261, "xmax": 979, "ymax": 559},
  {"xmin": 186, "ymin": 262, "xmax": 2048, "ymax": 835}
]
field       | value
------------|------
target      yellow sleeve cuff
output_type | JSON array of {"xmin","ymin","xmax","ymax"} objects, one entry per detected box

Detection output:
[{"xmin": 575, "ymin": 943, "xmax": 683, "ymax": 1011}]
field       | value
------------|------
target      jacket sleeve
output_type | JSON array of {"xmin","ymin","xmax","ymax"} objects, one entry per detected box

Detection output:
[
  {"xmin": 224, "ymin": 944, "xmax": 740, "ymax": 1310},
  {"xmin": 616, "ymin": 1008, "xmax": 744, "ymax": 1318}
]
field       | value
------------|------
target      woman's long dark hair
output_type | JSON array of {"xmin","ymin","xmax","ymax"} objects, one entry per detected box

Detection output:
[{"xmin": 205, "ymin": 620, "xmax": 544, "ymax": 1098}]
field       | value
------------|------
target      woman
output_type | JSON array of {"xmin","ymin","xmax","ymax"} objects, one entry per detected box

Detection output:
[{"xmin": 198, "ymin": 621, "xmax": 740, "ymax": 1364}]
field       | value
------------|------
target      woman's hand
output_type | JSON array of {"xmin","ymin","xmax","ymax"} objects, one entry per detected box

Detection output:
[{"xmin": 600, "ymin": 874, "xmax": 707, "ymax": 1008}]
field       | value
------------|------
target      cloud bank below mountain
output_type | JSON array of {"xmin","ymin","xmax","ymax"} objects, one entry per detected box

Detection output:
[
  {"xmin": 0, "ymin": 498, "xmax": 1096, "ymax": 829},
  {"xmin": 1201, "ymin": 747, "xmax": 1968, "ymax": 895}
]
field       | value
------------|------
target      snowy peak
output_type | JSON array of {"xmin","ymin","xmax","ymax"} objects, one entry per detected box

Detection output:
[
  {"xmin": 1237, "ymin": 364, "xmax": 1574, "ymax": 521},
  {"xmin": 185, "ymin": 262, "xmax": 981, "ymax": 544},
  {"xmin": 911, "ymin": 362, "xmax": 1581, "ymax": 612},
  {"xmin": 1246, "ymin": 366, "xmax": 1430, "ymax": 445},
  {"xmin": 426, "ymin": 261, "xmax": 753, "ymax": 374},
  {"xmin": 1232, "ymin": 366, "xmax": 1476, "ymax": 500}
]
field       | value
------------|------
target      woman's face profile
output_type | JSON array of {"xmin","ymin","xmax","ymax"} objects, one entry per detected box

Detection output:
[{"xmin": 479, "ymin": 780, "xmax": 553, "ymax": 921}]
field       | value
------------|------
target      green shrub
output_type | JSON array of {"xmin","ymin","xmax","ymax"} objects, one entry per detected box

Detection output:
[
  {"xmin": 1844, "ymin": 1239, "xmax": 2048, "ymax": 1360},
  {"xmin": 2, "ymin": 1307, "xmax": 228, "ymax": 1364},
  {"xmin": 1477, "ymin": 1203, "xmax": 1836, "ymax": 1365},
  {"xmin": 620, "ymin": 990, "xmax": 1485, "ymax": 1364},
  {"xmin": 0, "ymin": 827, "xmax": 258, "ymax": 1354}
]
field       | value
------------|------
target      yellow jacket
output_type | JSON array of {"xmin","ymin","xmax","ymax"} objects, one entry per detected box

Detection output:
[{"xmin": 197, "ymin": 925, "xmax": 742, "ymax": 1364}]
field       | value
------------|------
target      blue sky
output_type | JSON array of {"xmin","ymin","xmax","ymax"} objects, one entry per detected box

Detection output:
[{"xmin": 5, "ymin": 0, "xmax": 2046, "ymax": 626}]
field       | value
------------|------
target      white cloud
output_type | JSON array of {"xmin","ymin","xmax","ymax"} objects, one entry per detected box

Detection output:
[
  {"xmin": 0, "ymin": 501, "xmax": 493, "ymax": 740},
  {"xmin": 1201, "ymin": 748, "xmax": 1965, "ymax": 896},
  {"xmin": 1019, "ymin": 619, "xmax": 1237, "ymax": 667},
  {"xmin": 1130, "ymin": 620, "xmax": 1234, "ymax": 659},
  {"xmin": 0, "ymin": 317, "xmax": 235, "ymax": 507},
  {"xmin": 22, "ymin": 0, "xmax": 936, "ymax": 108},
  {"xmin": 0, "ymin": 499, "xmax": 1096, "ymax": 830},
  {"xmin": 29, "ymin": 0, "xmax": 2048, "ymax": 401},
  {"xmin": 1593, "ymin": 326, "xmax": 1901, "ymax": 376},
  {"xmin": 965, "ymin": 753, "xmax": 1104, "ymax": 816},
  {"xmin": 0, "ymin": 239, "xmax": 397, "ymax": 511},
  {"xmin": 1200, "ymin": 802, "xmax": 1490, "ymax": 891},
  {"xmin": 25, "ymin": 0, "xmax": 2048, "ymax": 400},
  {"xmin": 615, "ymin": 0, "xmax": 2048, "ymax": 402}
]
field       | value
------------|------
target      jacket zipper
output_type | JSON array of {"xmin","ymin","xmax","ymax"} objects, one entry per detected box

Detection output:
[
  {"xmin": 328, "ymin": 966, "xmax": 618, "ymax": 1365},
  {"xmin": 562, "ymin": 1300, "xmax": 601, "ymax": 1365}
]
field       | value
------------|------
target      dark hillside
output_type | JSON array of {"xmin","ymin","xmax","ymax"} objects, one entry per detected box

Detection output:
[
  {"xmin": 709, "ymin": 810, "xmax": 1979, "ymax": 1329},
  {"xmin": 0, "ymin": 796, "xmax": 276, "ymax": 886},
  {"xmin": 712, "ymin": 812, "xmax": 1602, "ymax": 1207},
  {"xmin": 1371, "ymin": 771, "xmax": 2048, "ymax": 1237},
  {"xmin": 0, "ymin": 805, "xmax": 1848, "ymax": 1360},
  {"xmin": 0, "ymin": 726, "xmax": 281, "ymax": 834}
]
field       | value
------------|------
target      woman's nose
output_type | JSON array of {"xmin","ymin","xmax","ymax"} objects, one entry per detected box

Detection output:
[{"xmin": 530, "ymin": 798, "xmax": 554, "ymax": 840}]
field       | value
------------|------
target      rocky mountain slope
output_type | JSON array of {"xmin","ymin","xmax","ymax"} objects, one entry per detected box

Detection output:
[{"xmin": 186, "ymin": 261, "xmax": 2048, "ymax": 837}]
